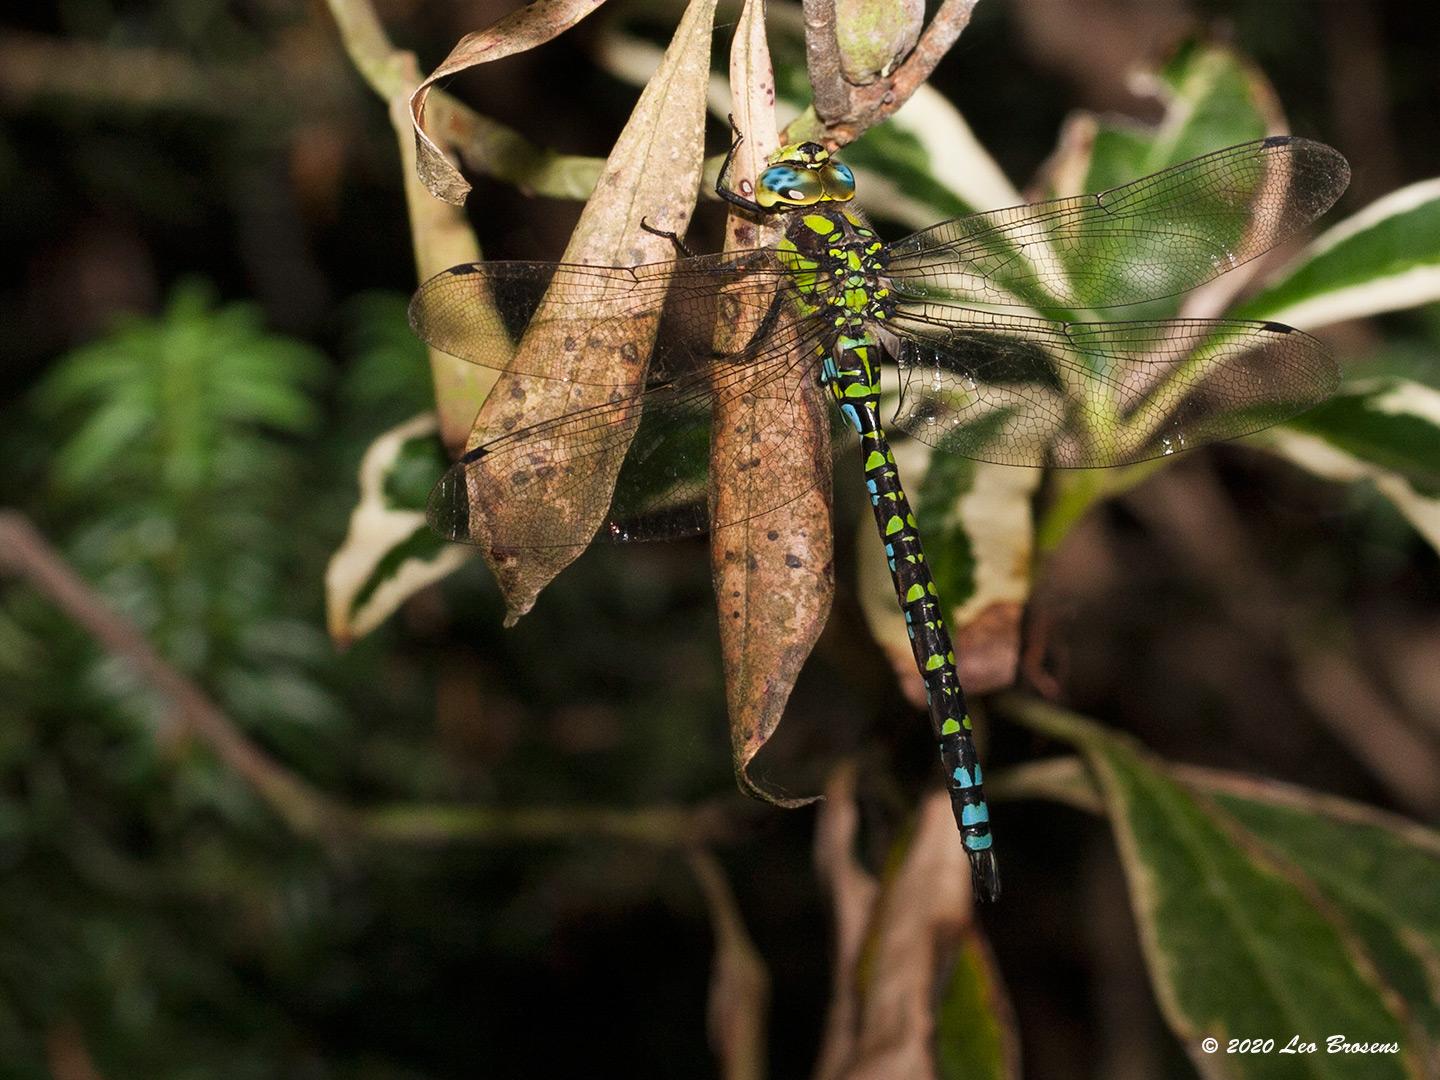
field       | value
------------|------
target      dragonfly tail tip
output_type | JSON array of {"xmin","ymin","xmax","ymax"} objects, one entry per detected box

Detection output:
[{"xmin": 969, "ymin": 850, "xmax": 1001, "ymax": 903}]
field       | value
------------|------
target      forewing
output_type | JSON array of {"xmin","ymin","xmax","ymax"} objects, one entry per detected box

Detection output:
[
  {"xmin": 887, "ymin": 303, "xmax": 1339, "ymax": 468},
  {"xmin": 428, "ymin": 282, "xmax": 833, "ymax": 549},
  {"xmin": 885, "ymin": 137, "xmax": 1350, "ymax": 311},
  {"xmin": 409, "ymin": 254, "xmax": 790, "ymax": 383}
]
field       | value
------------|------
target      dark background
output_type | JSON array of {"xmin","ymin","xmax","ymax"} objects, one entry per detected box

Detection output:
[{"xmin": 2, "ymin": 1, "xmax": 1438, "ymax": 1076}]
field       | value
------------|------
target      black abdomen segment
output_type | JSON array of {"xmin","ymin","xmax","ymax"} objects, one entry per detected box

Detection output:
[{"xmin": 822, "ymin": 331, "xmax": 1000, "ymax": 902}]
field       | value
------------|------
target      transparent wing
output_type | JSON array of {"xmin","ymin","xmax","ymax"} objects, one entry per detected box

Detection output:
[
  {"xmin": 426, "ymin": 275, "xmax": 841, "ymax": 549},
  {"xmin": 884, "ymin": 137, "xmax": 1350, "ymax": 311},
  {"xmin": 409, "ymin": 252, "xmax": 792, "ymax": 383},
  {"xmin": 886, "ymin": 302, "xmax": 1339, "ymax": 468}
]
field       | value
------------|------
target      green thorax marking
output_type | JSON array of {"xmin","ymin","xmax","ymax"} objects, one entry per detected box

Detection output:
[{"xmin": 775, "ymin": 206, "xmax": 894, "ymax": 326}]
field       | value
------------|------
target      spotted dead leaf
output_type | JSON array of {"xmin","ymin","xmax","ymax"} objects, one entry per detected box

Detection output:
[
  {"xmin": 452, "ymin": 0, "xmax": 718, "ymax": 622},
  {"xmin": 710, "ymin": 0, "xmax": 832, "ymax": 809}
]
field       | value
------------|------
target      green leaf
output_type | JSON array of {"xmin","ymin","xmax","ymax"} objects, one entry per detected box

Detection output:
[
  {"xmin": 1195, "ymin": 772, "xmax": 1440, "ymax": 1047},
  {"xmin": 1266, "ymin": 378, "xmax": 1440, "ymax": 555},
  {"xmin": 1284, "ymin": 379, "xmax": 1440, "ymax": 494},
  {"xmin": 936, "ymin": 925, "xmax": 1018, "ymax": 1080},
  {"xmin": 382, "ymin": 432, "xmax": 452, "ymax": 511},
  {"xmin": 1006, "ymin": 699, "xmax": 1426, "ymax": 1079},
  {"xmin": 325, "ymin": 413, "xmax": 472, "ymax": 646},
  {"xmin": 1058, "ymin": 41, "xmax": 1278, "ymax": 318},
  {"xmin": 1083, "ymin": 40, "xmax": 1272, "ymax": 193},
  {"xmin": 1234, "ymin": 178, "xmax": 1440, "ymax": 331}
]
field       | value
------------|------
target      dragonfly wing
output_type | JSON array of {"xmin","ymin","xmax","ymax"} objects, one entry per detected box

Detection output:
[
  {"xmin": 428, "ymin": 292, "xmax": 836, "ymax": 549},
  {"xmin": 884, "ymin": 137, "xmax": 1350, "ymax": 311},
  {"xmin": 886, "ymin": 303, "xmax": 1339, "ymax": 467},
  {"xmin": 409, "ymin": 253, "xmax": 790, "ymax": 383}
]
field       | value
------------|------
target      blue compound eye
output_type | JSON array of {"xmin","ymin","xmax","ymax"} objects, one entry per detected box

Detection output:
[
  {"xmin": 756, "ymin": 166, "xmax": 823, "ymax": 208},
  {"xmin": 820, "ymin": 161, "xmax": 855, "ymax": 200}
]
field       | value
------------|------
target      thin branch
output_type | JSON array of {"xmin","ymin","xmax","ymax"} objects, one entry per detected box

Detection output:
[
  {"xmin": 422, "ymin": 92, "xmax": 605, "ymax": 202},
  {"xmin": 896, "ymin": 0, "xmax": 982, "ymax": 104},
  {"xmin": 0, "ymin": 30, "xmax": 347, "ymax": 120},
  {"xmin": 0, "ymin": 511, "xmax": 351, "ymax": 842},
  {"xmin": 0, "ymin": 510, "xmax": 737, "ymax": 849},
  {"xmin": 802, "ymin": 0, "xmax": 847, "ymax": 121},
  {"xmin": 318, "ymin": 0, "xmax": 490, "ymax": 449},
  {"xmin": 321, "ymin": 0, "xmax": 409, "ymax": 100},
  {"xmin": 364, "ymin": 801, "xmax": 724, "ymax": 847},
  {"xmin": 789, "ymin": 0, "xmax": 981, "ymax": 144}
]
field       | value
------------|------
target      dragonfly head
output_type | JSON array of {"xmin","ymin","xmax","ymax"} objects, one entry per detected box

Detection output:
[{"xmin": 756, "ymin": 142, "xmax": 856, "ymax": 211}]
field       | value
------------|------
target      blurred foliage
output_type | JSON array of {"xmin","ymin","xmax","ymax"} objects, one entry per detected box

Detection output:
[
  {"xmin": 3, "ymin": 0, "xmax": 1440, "ymax": 1077},
  {"xmin": 0, "ymin": 279, "xmax": 735, "ymax": 1076}
]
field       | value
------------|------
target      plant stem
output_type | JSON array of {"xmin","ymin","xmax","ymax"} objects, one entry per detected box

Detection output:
[{"xmin": 0, "ymin": 510, "xmax": 351, "ymax": 843}]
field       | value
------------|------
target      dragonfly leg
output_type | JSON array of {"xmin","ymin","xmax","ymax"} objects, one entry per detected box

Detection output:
[
  {"xmin": 640, "ymin": 217, "xmax": 695, "ymax": 259},
  {"xmin": 716, "ymin": 115, "xmax": 767, "ymax": 216}
]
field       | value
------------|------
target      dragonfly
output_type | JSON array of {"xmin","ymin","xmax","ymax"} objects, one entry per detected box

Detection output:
[{"xmin": 411, "ymin": 121, "xmax": 1350, "ymax": 902}]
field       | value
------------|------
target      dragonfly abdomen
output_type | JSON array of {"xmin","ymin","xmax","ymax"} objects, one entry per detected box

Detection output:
[{"xmin": 821, "ymin": 330, "xmax": 1000, "ymax": 901}]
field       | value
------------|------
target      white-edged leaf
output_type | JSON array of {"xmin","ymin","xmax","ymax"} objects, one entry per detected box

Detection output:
[
  {"xmin": 1084, "ymin": 40, "xmax": 1277, "ymax": 193},
  {"xmin": 1235, "ymin": 178, "xmax": 1440, "ymax": 331},
  {"xmin": 325, "ymin": 413, "xmax": 471, "ymax": 645},
  {"xmin": 1006, "ymin": 698, "xmax": 1425, "ymax": 1080},
  {"xmin": 1267, "ymin": 377, "xmax": 1440, "ymax": 554}
]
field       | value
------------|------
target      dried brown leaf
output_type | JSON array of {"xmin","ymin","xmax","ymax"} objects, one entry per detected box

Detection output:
[
  {"xmin": 461, "ymin": 0, "xmax": 718, "ymax": 621},
  {"xmin": 690, "ymin": 850, "xmax": 770, "ymax": 1080},
  {"xmin": 711, "ymin": 0, "xmax": 833, "ymax": 810},
  {"xmin": 388, "ymin": 76, "xmax": 491, "ymax": 451},
  {"xmin": 844, "ymin": 793, "xmax": 972, "ymax": 1080},
  {"xmin": 816, "ymin": 786, "xmax": 1017, "ymax": 1080},
  {"xmin": 410, "ymin": 0, "xmax": 610, "ymax": 204},
  {"xmin": 813, "ymin": 766, "xmax": 881, "ymax": 1080}
]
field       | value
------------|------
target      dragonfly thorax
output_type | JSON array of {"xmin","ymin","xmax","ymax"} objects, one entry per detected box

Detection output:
[{"xmin": 775, "ymin": 206, "xmax": 896, "ymax": 327}]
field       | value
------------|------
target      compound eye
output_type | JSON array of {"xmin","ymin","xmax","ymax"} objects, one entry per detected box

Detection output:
[
  {"xmin": 820, "ymin": 161, "xmax": 855, "ymax": 201},
  {"xmin": 756, "ymin": 165, "xmax": 823, "ymax": 208}
]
